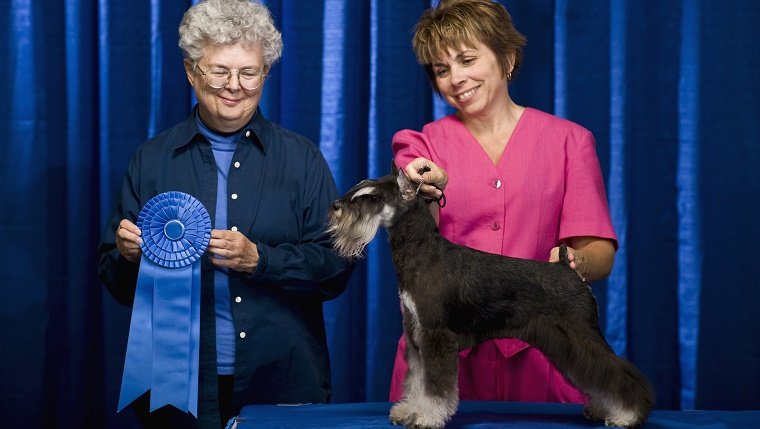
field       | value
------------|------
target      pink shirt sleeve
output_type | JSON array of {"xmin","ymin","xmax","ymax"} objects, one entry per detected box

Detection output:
[
  {"xmin": 392, "ymin": 129, "xmax": 432, "ymax": 172},
  {"xmin": 559, "ymin": 129, "xmax": 618, "ymax": 247}
]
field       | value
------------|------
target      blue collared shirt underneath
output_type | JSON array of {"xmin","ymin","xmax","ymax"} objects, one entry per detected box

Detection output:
[{"xmin": 195, "ymin": 113, "xmax": 238, "ymax": 375}]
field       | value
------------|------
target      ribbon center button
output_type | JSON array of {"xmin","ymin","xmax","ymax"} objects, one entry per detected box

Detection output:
[{"xmin": 164, "ymin": 219, "xmax": 186, "ymax": 240}]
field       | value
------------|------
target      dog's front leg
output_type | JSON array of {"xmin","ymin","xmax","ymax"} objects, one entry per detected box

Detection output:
[
  {"xmin": 389, "ymin": 331, "xmax": 422, "ymax": 427},
  {"xmin": 390, "ymin": 306, "xmax": 425, "ymax": 427},
  {"xmin": 391, "ymin": 328, "xmax": 459, "ymax": 429}
]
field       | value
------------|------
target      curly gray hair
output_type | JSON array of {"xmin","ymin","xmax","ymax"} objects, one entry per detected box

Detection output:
[{"xmin": 179, "ymin": 0, "xmax": 283, "ymax": 67}]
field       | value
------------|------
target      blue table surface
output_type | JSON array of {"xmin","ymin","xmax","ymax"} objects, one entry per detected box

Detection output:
[{"xmin": 232, "ymin": 401, "xmax": 760, "ymax": 428}]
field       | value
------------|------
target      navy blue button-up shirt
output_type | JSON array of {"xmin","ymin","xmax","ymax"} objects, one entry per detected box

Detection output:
[{"xmin": 97, "ymin": 107, "xmax": 352, "ymax": 427}]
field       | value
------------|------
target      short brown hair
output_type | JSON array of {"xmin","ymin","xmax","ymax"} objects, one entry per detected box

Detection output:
[{"xmin": 412, "ymin": 0, "xmax": 527, "ymax": 89}]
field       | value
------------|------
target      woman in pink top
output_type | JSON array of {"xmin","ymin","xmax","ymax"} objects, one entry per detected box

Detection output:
[{"xmin": 389, "ymin": 0, "xmax": 617, "ymax": 404}]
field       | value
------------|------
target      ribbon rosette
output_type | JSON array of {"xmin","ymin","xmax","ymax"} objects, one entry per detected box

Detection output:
[{"xmin": 118, "ymin": 191, "xmax": 211, "ymax": 416}]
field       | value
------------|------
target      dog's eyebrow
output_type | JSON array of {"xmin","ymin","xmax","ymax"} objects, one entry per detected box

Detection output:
[{"xmin": 351, "ymin": 186, "xmax": 376, "ymax": 200}]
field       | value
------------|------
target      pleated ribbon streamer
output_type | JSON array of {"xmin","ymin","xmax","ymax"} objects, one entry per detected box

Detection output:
[{"xmin": 118, "ymin": 191, "xmax": 211, "ymax": 416}]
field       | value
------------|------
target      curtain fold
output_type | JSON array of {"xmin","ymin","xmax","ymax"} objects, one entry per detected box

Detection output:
[
  {"xmin": 607, "ymin": 0, "xmax": 629, "ymax": 360},
  {"xmin": 2, "ymin": 1, "xmax": 759, "ymax": 426},
  {"xmin": 3, "ymin": 1, "xmax": 48, "ymax": 428},
  {"xmin": 691, "ymin": 0, "xmax": 760, "ymax": 410},
  {"xmin": 677, "ymin": 0, "xmax": 701, "ymax": 411}
]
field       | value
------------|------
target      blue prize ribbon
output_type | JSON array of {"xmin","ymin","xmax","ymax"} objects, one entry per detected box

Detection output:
[{"xmin": 118, "ymin": 191, "xmax": 210, "ymax": 417}]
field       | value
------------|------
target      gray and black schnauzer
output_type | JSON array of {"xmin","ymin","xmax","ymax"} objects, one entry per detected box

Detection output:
[{"xmin": 327, "ymin": 169, "xmax": 655, "ymax": 429}]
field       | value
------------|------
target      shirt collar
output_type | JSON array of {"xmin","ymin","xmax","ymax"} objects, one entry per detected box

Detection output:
[{"xmin": 172, "ymin": 105, "xmax": 268, "ymax": 153}]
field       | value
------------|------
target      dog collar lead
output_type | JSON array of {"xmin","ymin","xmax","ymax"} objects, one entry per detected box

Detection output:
[
  {"xmin": 415, "ymin": 177, "xmax": 446, "ymax": 207},
  {"xmin": 435, "ymin": 191, "xmax": 446, "ymax": 207},
  {"xmin": 422, "ymin": 187, "xmax": 446, "ymax": 208}
]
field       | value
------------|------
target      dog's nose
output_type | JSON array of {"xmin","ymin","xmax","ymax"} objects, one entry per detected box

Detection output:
[{"xmin": 332, "ymin": 200, "xmax": 342, "ymax": 211}]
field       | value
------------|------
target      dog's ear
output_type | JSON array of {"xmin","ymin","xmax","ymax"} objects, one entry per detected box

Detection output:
[{"xmin": 396, "ymin": 169, "xmax": 416, "ymax": 201}]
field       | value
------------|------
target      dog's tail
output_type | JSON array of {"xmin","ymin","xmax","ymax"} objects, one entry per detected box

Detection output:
[{"xmin": 525, "ymin": 315, "xmax": 655, "ymax": 428}]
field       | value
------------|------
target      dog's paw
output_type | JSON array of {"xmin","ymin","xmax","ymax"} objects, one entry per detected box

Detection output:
[
  {"xmin": 389, "ymin": 401, "xmax": 413, "ymax": 426},
  {"xmin": 603, "ymin": 413, "xmax": 643, "ymax": 429},
  {"xmin": 585, "ymin": 402, "xmax": 642, "ymax": 428},
  {"xmin": 407, "ymin": 413, "xmax": 447, "ymax": 429},
  {"xmin": 389, "ymin": 401, "xmax": 450, "ymax": 429}
]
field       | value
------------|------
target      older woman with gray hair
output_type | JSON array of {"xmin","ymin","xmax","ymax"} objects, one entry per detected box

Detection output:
[{"xmin": 97, "ymin": 1, "xmax": 352, "ymax": 428}]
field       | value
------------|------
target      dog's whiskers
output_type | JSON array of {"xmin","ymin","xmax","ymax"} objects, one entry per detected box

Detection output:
[{"xmin": 328, "ymin": 211, "xmax": 382, "ymax": 259}]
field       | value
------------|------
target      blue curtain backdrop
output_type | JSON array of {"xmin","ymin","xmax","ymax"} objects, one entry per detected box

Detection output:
[{"xmin": 1, "ymin": 0, "xmax": 759, "ymax": 427}]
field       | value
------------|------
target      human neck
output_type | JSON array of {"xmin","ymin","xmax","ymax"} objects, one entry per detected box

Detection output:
[
  {"xmin": 197, "ymin": 110, "xmax": 254, "ymax": 135},
  {"xmin": 458, "ymin": 98, "xmax": 524, "ymax": 138}
]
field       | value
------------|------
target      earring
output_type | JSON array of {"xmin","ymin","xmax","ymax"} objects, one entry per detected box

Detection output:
[{"xmin": 507, "ymin": 72, "xmax": 513, "ymax": 81}]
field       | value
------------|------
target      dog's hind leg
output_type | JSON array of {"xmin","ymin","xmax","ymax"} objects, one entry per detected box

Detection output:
[
  {"xmin": 574, "ymin": 338, "xmax": 654, "ymax": 429},
  {"xmin": 524, "ymin": 317, "xmax": 654, "ymax": 428},
  {"xmin": 390, "ymin": 328, "xmax": 459, "ymax": 429}
]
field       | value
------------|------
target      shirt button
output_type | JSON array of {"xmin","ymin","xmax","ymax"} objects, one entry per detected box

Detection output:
[
  {"xmin": 231, "ymin": 226, "xmax": 238, "ymax": 232},
  {"xmin": 235, "ymin": 296, "xmax": 242, "ymax": 303},
  {"xmin": 231, "ymin": 193, "xmax": 238, "ymax": 200},
  {"xmin": 239, "ymin": 332, "xmax": 246, "ymax": 339},
  {"xmin": 492, "ymin": 179, "xmax": 502, "ymax": 189},
  {"xmin": 234, "ymin": 161, "xmax": 241, "ymax": 168},
  {"xmin": 490, "ymin": 222, "xmax": 500, "ymax": 231},
  {"xmin": 245, "ymin": 130, "xmax": 251, "ymax": 138}
]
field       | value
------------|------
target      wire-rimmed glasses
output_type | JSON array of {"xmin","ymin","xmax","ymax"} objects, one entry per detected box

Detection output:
[{"xmin": 195, "ymin": 64, "xmax": 267, "ymax": 90}]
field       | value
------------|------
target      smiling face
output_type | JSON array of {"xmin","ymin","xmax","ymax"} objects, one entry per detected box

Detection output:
[
  {"xmin": 432, "ymin": 42, "xmax": 512, "ymax": 119},
  {"xmin": 185, "ymin": 43, "xmax": 268, "ymax": 133}
]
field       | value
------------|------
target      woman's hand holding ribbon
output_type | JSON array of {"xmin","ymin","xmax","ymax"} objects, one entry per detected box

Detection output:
[
  {"xmin": 116, "ymin": 219, "xmax": 143, "ymax": 263},
  {"xmin": 208, "ymin": 229, "xmax": 260, "ymax": 274}
]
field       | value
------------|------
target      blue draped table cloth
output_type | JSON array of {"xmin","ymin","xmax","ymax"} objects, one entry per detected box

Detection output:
[{"xmin": 231, "ymin": 401, "xmax": 760, "ymax": 428}]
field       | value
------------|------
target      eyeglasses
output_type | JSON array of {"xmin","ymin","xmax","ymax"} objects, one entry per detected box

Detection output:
[{"xmin": 195, "ymin": 63, "xmax": 267, "ymax": 90}]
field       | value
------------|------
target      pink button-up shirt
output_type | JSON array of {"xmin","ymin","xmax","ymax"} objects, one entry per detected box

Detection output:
[{"xmin": 390, "ymin": 108, "xmax": 617, "ymax": 402}]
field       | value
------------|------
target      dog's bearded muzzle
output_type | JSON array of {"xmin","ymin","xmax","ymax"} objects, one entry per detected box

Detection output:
[{"xmin": 327, "ymin": 198, "xmax": 382, "ymax": 260}]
